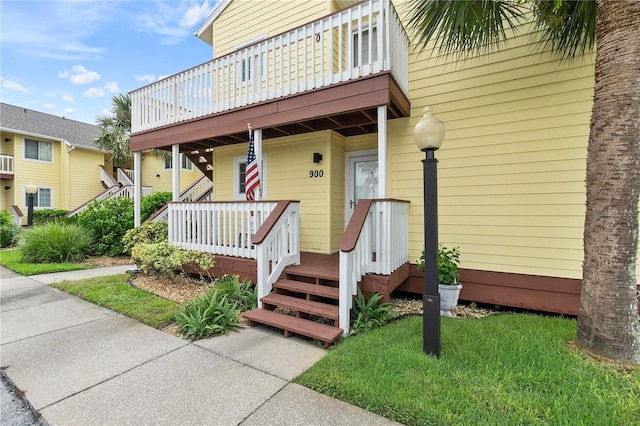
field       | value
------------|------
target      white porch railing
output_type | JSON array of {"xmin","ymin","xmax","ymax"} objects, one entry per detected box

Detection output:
[
  {"xmin": 117, "ymin": 168, "xmax": 134, "ymax": 185},
  {"xmin": 339, "ymin": 199, "xmax": 409, "ymax": 334},
  {"xmin": 130, "ymin": 0, "xmax": 408, "ymax": 133},
  {"xmin": 0, "ymin": 154, "xmax": 14, "ymax": 175},
  {"xmin": 168, "ymin": 201, "xmax": 278, "ymax": 258}
]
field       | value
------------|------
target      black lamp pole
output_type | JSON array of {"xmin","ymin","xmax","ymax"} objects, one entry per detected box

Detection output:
[
  {"xmin": 27, "ymin": 192, "xmax": 35, "ymax": 227},
  {"xmin": 422, "ymin": 148, "xmax": 441, "ymax": 357}
]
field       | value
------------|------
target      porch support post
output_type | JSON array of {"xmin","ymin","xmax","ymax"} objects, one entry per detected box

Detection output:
[
  {"xmin": 133, "ymin": 151, "xmax": 142, "ymax": 227},
  {"xmin": 172, "ymin": 144, "xmax": 180, "ymax": 201},
  {"xmin": 255, "ymin": 128, "xmax": 263, "ymax": 200},
  {"xmin": 377, "ymin": 105, "xmax": 387, "ymax": 198}
]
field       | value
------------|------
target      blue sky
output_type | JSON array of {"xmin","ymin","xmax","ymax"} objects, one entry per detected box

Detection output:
[{"xmin": 1, "ymin": 0, "xmax": 217, "ymax": 125}]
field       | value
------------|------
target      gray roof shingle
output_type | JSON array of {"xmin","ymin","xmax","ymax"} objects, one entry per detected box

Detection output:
[{"xmin": 0, "ymin": 103, "xmax": 102, "ymax": 150}]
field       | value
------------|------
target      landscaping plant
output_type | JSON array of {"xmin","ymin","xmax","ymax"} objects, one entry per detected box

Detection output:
[
  {"xmin": 19, "ymin": 222, "xmax": 94, "ymax": 263},
  {"xmin": 350, "ymin": 288, "xmax": 396, "ymax": 333},
  {"xmin": 417, "ymin": 244, "xmax": 461, "ymax": 284},
  {"xmin": 78, "ymin": 197, "xmax": 133, "ymax": 256},
  {"xmin": 131, "ymin": 240, "xmax": 215, "ymax": 277},
  {"xmin": 140, "ymin": 191, "xmax": 172, "ymax": 221},
  {"xmin": 121, "ymin": 220, "xmax": 168, "ymax": 254},
  {"xmin": 176, "ymin": 290, "xmax": 241, "ymax": 339},
  {"xmin": 213, "ymin": 274, "xmax": 257, "ymax": 312},
  {"xmin": 32, "ymin": 209, "xmax": 71, "ymax": 225},
  {"xmin": 0, "ymin": 210, "xmax": 19, "ymax": 247}
]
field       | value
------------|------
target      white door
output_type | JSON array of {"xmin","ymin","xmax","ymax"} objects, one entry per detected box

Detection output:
[{"xmin": 346, "ymin": 150, "xmax": 378, "ymax": 223}]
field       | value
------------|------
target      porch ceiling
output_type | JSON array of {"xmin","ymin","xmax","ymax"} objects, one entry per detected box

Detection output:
[{"xmin": 130, "ymin": 72, "xmax": 410, "ymax": 153}]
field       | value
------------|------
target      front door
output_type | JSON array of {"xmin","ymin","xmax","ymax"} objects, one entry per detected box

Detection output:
[{"xmin": 346, "ymin": 149, "xmax": 378, "ymax": 223}]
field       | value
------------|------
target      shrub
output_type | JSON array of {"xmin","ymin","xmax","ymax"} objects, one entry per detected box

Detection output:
[
  {"xmin": 0, "ymin": 210, "xmax": 19, "ymax": 248},
  {"xmin": 141, "ymin": 192, "xmax": 172, "ymax": 222},
  {"xmin": 350, "ymin": 289, "xmax": 396, "ymax": 334},
  {"xmin": 122, "ymin": 221, "xmax": 168, "ymax": 254},
  {"xmin": 176, "ymin": 290, "xmax": 241, "ymax": 339},
  {"xmin": 32, "ymin": 209, "xmax": 70, "ymax": 225},
  {"xmin": 213, "ymin": 274, "xmax": 257, "ymax": 312},
  {"xmin": 78, "ymin": 197, "xmax": 133, "ymax": 256},
  {"xmin": 19, "ymin": 222, "xmax": 94, "ymax": 263},
  {"xmin": 131, "ymin": 240, "xmax": 215, "ymax": 277}
]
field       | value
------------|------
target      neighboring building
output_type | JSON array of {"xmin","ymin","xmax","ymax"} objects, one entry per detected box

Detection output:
[
  {"xmin": 127, "ymin": 0, "xmax": 638, "ymax": 344},
  {"xmin": 0, "ymin": 103, "xmax": 205, "ymax": 223}
]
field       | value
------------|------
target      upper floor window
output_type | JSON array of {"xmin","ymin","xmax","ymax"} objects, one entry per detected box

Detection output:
[
  {"xmin": 24, "ymin": 139, "xmax": 53, "ymax": 162},
  {"xmin": 164, "ymin": 154, "xmax": 193, "ymax": 171},
  {"xmin": 353, "ymin": 26, "xmax": 378, "ymax": 67},
  {"xmin": 25, "ymin": 187, "xmax": 52, "ymax": 209}
]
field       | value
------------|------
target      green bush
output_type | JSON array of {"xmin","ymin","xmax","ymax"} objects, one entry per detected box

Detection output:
[
  {"xmin": 122, "ymin": 221, "xmax": 168, "ymax": 254},
  {"xmin": 131, "ymin": 240, "xmax": 215, "ymax": 277},
  {"xmin": 213, "ymin": 274, "xmax": 257, "ymax": 312},
  {"xmin": 176, "ymin": 290, "xmax": 241, "ymax": 339},
  {"xmin": 19, "ymin": 222, "xmax": 94, "ymax": 263},
  {"xmin": 0, "ymin": 210, "xmax": 19, "ymax": 247},
  {"xmin": 78, "ymin": 197, "xmax": 133, "ymax": 256},
  {"xmin": 141, "ymin": 192, "xmax": 172, "ymax": 222},
  {"xmin": 350, "ymin": 289, "xmax": 396, "ymax": 334},
  {"xmin": 32, "ymin": 209, "xmax": 70, "ymax": 225}
]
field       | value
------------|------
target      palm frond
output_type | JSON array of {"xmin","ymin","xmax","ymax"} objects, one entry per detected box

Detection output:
[{"xmin": 405, "ymin": 0, "xmax": 527, "ymax": 57}]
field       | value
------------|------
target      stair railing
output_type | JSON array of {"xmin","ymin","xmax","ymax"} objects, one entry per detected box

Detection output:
[
  {"xmin": 117, "ymin": 168, "xmax": 134, "ymax": 185},
  {"xmin": 339, "ymin": 199, "xmax": 409, "ymax": 334},
  {"xmin": 148, "ymin": 175, "xmax": 213, "ymax": 222},
  {"xmin": 99, "ymin": 165, "xmax": 119, "ymax": 188},
  {"xmin": 252, "ymin": 201, "xmax": 301, "ymax": 300}
]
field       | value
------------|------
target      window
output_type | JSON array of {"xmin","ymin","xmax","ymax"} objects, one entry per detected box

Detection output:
[
  {"xmin": 24, "ymin": 139, "xmax": 53, "ymax": 162},
  {"xmin": 353, "ymin": 27, "xmax": 378, "ymax": 67},
  {"xmin": 233, "ymin": 154, "xmax": 266, "ymax": 200},
  {"xmin": 237, "ymin": 53, "xmax": 267, "ymax": 85},
  {"xmin": 25, "ymin": 187, "xmax": 52, "ymax": 209},
  {"xmin": 164, "ymin": 154, "xmax": 193, "ymax": 170}
]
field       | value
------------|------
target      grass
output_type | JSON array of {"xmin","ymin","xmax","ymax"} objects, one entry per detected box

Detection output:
[
  {"xmin": 0, "ymin": 248, "xmax": 95, "ymax": 275},
  {"xmin": 296, "ymin": 314, "xmax": 640, "ymax": 425},
  {"xmin": 52, "ymin": 274, "xmax": 182, "ymax": 329}
]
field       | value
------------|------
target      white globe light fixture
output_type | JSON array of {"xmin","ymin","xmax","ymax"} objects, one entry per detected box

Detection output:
[{"xmin": 414, "ymin": 106, "xmax": 445, "ymax": 152}]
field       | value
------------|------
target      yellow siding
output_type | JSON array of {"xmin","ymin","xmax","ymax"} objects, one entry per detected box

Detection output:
[
  {"xmin": 67, "ymin": 148, "xmax": 105, "ymax": 209},
  {"xmin": 213, "ymin": 131, "xmax": 337, "ymax": 253},
  {"xmin": 140, "ymin": 154, "xmax": 203, "ymax": 194},
  {"xmin": 212, "ymin": 0, "xmax": 331, "ymax": 57},
  {"xmin": 386, "ymin": 12, "xmax": 595, "ymax": 279}
]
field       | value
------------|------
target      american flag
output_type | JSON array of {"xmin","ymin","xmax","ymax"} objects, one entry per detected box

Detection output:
[{"xmin": 245, "ymin": 128, "xmax": 260, "ymax": 200}]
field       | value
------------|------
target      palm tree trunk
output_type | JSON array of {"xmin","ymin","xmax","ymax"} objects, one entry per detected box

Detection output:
[{"xmin": 577, "ymin": 0, "xmax": 640, "ymax": 365}]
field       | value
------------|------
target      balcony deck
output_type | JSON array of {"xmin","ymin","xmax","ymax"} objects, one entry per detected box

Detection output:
[{"xmin": 129, "ymin": 0, "xmax": 409, "ymax": 152}]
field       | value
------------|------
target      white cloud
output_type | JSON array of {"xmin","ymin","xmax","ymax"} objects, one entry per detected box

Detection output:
[
  {"xmin": 64, "ymin": 107, "xmax": 77, "ymax": 114},
  {"xmin": 105, "ymin": 82, "xmax": 119, "ymax": 93},
  {"xmin": 102, "ymin": 108, "xmax": 110, "ymax": 116},
  {"xmin": 2, "ymin": 78, "xmax": 31, "ymax": 93},
  {"xmin": 43, "ymin": 103, "xmax": 54, "ymax": 110},
  {"xmin": 157, "ymin": 74, "xmax": 170, "ymax": 81},
  {"xmin": 136, "ymin": 74, "xmax": 156, "ymax": 83},
  {"xmin": 61, "ymin": 94, "xmax": 75, "ymax": 103},
  {"xmin": 58, "ymin": 70, "xmax": 69, "ymax": 79},
  {"xmin": 84, "ymin": 87, "xmax": 105, "ymax": 98},
  {"xmin": 59, "ymin": 65, "xmax": 101, "ymax": 85},
  {"xmin": 181, "ymin": 1, "xmax": 213, "ymax": 27}
]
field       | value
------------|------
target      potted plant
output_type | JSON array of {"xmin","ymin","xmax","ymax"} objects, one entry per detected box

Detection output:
[{"xmin": 418, "ymin": 244, "xmax": 462, "ymax": 317}]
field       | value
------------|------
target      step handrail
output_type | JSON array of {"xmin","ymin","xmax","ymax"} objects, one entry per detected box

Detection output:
[
  {"xmin": 253, "ymin": 200, "xmax": 301, "ymax": 300},
  {"xmin": 147, "ymin": 175, "xmax": 213, "ymax": 222}
]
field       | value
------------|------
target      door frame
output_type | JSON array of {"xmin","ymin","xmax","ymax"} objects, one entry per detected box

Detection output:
[{"xmin": 345, "ymin": 148, "xmax": 378, "ymax": 224}]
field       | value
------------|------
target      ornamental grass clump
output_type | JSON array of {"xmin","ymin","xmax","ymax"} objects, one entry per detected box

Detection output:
[
  {"xmin": 213, "ymin": 274, "xmax": 257, "ymax": 312},
  {"xmin": 176, "ymin": 290, "xmax": 241, "ymax": 339},
  {"xmin": 0, "ymin": 210, "xmax": 19, "ymax": 247},
  {"xmin": 19, "ymin": 222, "xmax": 94, "ymax": 263},
  {"xmin": 350, "ymin": 288, "xmax": 396, "ymax": 334}
]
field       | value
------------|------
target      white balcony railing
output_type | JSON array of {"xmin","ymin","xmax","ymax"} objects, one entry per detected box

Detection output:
[
  {"xmin": 130, "ymin": 0, "xmax": 408, "ymax": 133},
  {"xmin": 168, "ymin": 201, "xmax": 278, "ymax": 258},
  {"xmin": 0, "ymin": 154, "xmax": 14, "ymax": 175},
  {"xmin": 339, "ymin": 199, "xmax": 409, "ymax": 334}
]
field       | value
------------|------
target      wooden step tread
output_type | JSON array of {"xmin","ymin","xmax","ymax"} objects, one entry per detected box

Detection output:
[
  {"xmin": 262, "ymin": 293, "xmax": 339, "ymax": 320},
  {"xmin": 243, "ymin": 309, "xmax": 342, "ymax": 344},
  {"xmin": 273, "ymin": 279, "xmax": 339, "ymax": 300}
]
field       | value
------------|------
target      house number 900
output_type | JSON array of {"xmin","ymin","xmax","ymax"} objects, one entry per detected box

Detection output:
[{"xmin": 309, "ymin": 170, "xmax": 324, "ymax": 178}]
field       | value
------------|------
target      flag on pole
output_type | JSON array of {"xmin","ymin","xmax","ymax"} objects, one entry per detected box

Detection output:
[{"xmin": 245, "ymin": 126, "xmax": 260, "ymax": 201}]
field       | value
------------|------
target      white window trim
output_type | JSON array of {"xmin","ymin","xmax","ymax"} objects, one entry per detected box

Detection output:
[
  {"xmin": 233, "ymin": 154, "xmax": 267, "ymax": 200},
  {"xmin": 24, "ymin": 185, "xmax": 54, "ymax": 209},
  {"xmin": 163, "ymin": 154, "xmax": 193, "ymax": 171},
  {"xmin": 23, "ymin": 138, "xmax": 54, "ymax": 163},
  {"xmin": 235, "ymin": 34, "xmax": 268, "ymax": 88}
]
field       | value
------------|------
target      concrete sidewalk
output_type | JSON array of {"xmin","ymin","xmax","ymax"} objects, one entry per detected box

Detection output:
[{"xmin": 0, "ymin": 265, "xmax": 401, "ymax": 425}]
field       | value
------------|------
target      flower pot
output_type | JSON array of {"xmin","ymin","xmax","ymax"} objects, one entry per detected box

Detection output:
[{"xmin": 438, "ymin": 283, "xmax": 462, "ymax": 317}]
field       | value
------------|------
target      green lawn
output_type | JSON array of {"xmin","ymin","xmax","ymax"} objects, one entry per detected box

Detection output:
[
  {"xmin": 0, "ymin": 249, "xmax": 96, "ymax": 275},
  {"xmin": 52, "ymin": 274, "xmax": 182, "ymax": 329},
  {"xmin": 296, "ymin": 314, "xmax": 640, "ymax": 425}
]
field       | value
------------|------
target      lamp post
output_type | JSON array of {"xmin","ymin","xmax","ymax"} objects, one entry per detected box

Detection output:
[
  {"xmin": 414, "ymin": 106, "xmax": 445, "ymax": 357},
  {"xmin": 25, "ymin": 181, "xmax": 37, "ymax": 227}
]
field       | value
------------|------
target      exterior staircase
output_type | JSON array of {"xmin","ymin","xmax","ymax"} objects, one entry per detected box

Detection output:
[{"xmin": 243, "ymin": 254, "xmax": 343, "ymax": 348}]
